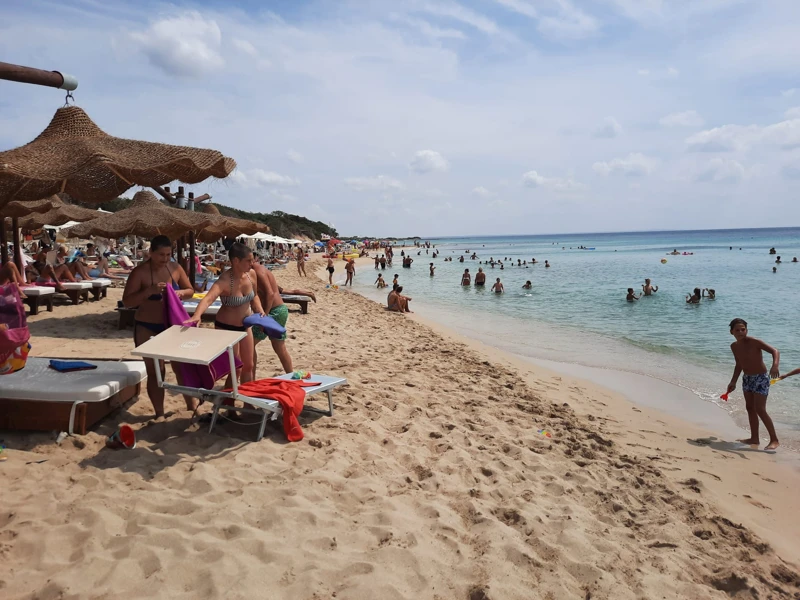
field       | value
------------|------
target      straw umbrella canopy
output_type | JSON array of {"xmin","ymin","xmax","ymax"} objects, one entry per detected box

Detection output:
[
  {"xmin": 0, "ymin": 105, "xmax": 236, "ymax": 209},
  {"xmin": 17, "ymin": 200, "xmax": 104, "ymax": 230},
  {"xmin": 63, "ymin": 190, "xmax": 218, "ymax": 240},
  {"xmin": 195, "ymin": 203, "xmax": 267, "ymax": 241}
]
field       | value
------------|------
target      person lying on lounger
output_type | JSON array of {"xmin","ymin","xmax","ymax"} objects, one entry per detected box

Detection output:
[{"xmin": 276, "ymin": 286, "xmax": 316, "ymax": 303}]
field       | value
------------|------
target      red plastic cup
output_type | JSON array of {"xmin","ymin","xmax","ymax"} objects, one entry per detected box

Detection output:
[{"xmin": 106, "ymin": 424, "xmax": 136, "ymax": 449}]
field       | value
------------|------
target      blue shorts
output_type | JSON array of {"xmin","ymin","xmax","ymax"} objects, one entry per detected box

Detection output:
[{"xmin": 742, "ymin": 373, "xmax": 770, "ymax": 397}]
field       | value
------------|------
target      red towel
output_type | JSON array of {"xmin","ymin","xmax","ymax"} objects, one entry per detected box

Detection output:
[{"xmin": 234, "ymin": 378, "xmax": 320, "ymax": 441}]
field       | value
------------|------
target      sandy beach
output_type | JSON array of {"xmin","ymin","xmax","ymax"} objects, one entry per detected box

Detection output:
[{"xmin": 1, "ymin": 256, "xmax": 799, "ymax": 599}]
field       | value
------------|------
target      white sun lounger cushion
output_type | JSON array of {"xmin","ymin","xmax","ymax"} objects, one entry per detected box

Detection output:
[
  {"xmin": 91, "ymin": 279, "xmax": 112, "ymax": 287},
  {"xmin": 0, "ymin": 358, "xmax": 146, "ymax": 402},
  {"xmin": 59, "ymin": 282, "xmax": 93, "ymax": 290},
  {"xmin": 21, "ymin": 286, "xmax": 56, "ymax": 297},
  {"xmin": 183, "ymin": 300, "xmax": 221, "ymax": 316}
]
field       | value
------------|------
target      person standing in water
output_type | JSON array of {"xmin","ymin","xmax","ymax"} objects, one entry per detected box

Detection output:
[
  {"xmin": 491, "ymin": 278, "xmax": 504, "ymax": 294},
  {"xmin": 345, "ymin": 258, "xmax": 355, "ymax": 286},
  {"xmin": 726, "ymin": 318, "xmax": 780, "ymax": 450},
  {"xmin": 626, "ymin": 288, "xmax": 641, "ymax": 302},
  {"xmin": 430, "ymin": 263, "xmax": 435, "ymax": 277},
  {"xmin": 461, "ymin": 269, "xmax": 471, "ymax": 286},
  {"xmin": 475, "ymin": 268, "xmax": 486, "ymax": 286},
  {"xmin": 642, "ymin": 278, "xmax": 658, "ymax": 296}
]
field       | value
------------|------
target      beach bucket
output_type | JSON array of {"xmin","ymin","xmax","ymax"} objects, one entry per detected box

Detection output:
[{"xmin": 106, "ymin": 424, "xmax": 136, "ymax": 449}]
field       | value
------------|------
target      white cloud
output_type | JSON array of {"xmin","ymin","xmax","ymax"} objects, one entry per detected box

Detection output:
[
  {"xmin": 785, "ymin": 107, "xmax": 800, "ymax": 120},
  {"xmin": 637, "ymin": 68, "xmax": 650, "ymax": 76},
  {"xmin": 410, "ymin": 150, "xmax": 450, "ymax": 173},
  {"xmin": 659, "ymin": 110, "xmax": 704, "ymax": 128},
  {"xmin": 286, "ymin": 149, "xmax": 305, "ymax": 164},
  {"xmin": 232, "ymin": 39, "xmax": 258, "ymax": 57},
  {"xmin": 667, "ymin": 66, "xmax": 679, "ymax": 77},
  {"xmin": 492, "ymin": 0, "xmax": 537, "ymax": 18},
  {"xmin": 522, "ymin": 170, "xmax": 585, "ymax": 192},
  {"xmin": 472, "ymin": 186, "xmax": 493, "ymax": 198},
  {"xmin": 391, "ymin": 15, "xmax": 467, "ymax": 39},
  {"xmin": 695, "ymin": 158, "xmax": 747, "ymax": 183},
  {"xmin": 593, "ymin": 116, "xmax": 622, "ymax": 138},
  {"xmin": 686, "ymin": 118, "xmax": 800, "ymax": 152},
  {"xmin": 782, "ymin": 89, "xmax": 797, "ymax": 98},
  {"xmin": 267, "ymin": 189, "xmax": 298, "ymax": 202},
  {"xmin": 538, "ymin": 0, "xmax": 599, "ymax": 39},
  {"xmin": 344, "ymin": 175, "xmax": 404, "ymax": 192},
  {"xmin": 419, "ymin": 2, "xmax": 501, "ymax": 36},
  {"xmin": 130, "ymin": 12, "xmax": 224, "ymax": 77},
  {"xmin": 231, "ymin": 169, "xmax": 299, "ymax": 188},
  {"xmin": 593, "ymin": 153, "xmax": 657, "ymax": 176}
]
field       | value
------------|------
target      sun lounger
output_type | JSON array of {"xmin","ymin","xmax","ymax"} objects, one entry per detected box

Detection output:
[
  {"xmin": 58, "ymin": 281, "xmax": 92, "ymax": 305},
  {"xmin": 280, "ymin": 294, "xmax": 311, "ymax": 314},
  {"xmin": 132, "ymin": 326, "xmax": 346, "ymax": 441},
  {"xmin": 182, "ymin": 299, "xmax": 221, "ymax": 317},
  {"xmin": 89, "ymin": 279, "xmax": 112, "ymax": 301},
  {"xmin": 21, "ymin": 286, "xmax": 55, "ymax": 315},
  {"xmin": 0, "ymin": 358, "xmax": 146, "ymax": 434}
]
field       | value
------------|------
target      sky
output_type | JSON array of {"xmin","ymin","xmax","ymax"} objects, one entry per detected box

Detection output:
[{"xmin": 2, "ymin": 0, "xmax": 800, "ymax": 237}]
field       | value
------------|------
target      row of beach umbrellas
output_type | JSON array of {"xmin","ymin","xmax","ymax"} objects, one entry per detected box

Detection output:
[{"xmin": 0, "ymin": 105, "xmax": 270, "ymax": 278}]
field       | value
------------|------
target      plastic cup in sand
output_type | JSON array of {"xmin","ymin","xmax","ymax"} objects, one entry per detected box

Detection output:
[{"xmin": 106, "ymin": 424, "xmax": 136, "ymax": 450}]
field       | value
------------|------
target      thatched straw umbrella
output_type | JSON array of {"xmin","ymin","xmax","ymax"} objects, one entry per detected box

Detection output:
[
  {"xmin": 0, "ymin": 105, "xmax": 236, "ymax": 209},
  {"xmin": 195, "ymin": 203, "xmax": 267, "ymax": 240},
  {"xmin": 18, "ymin": 201, "xmax": 102, "ymax": 230}
]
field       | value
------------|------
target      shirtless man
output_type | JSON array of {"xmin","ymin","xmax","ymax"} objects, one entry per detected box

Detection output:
[
  {"xmin": 726, "ymin": 318, "xmax": 780, "ymax": 450},
  {"xmin": 387, "ymin": 285, "xmax": 412, "ymax": 313},
  {"xmin": 253, "ymin": 263, "xmax": 293, "ymax": 373},
  {"xmin": 491, "ymin": 278, "xmax": 504, "ymax": 294},
  {"xmin": 295, "ymin": 244, "xmax": 307, "ymax": 277},
  {"xmin": 475, "ymin": 268, "xmax": 486, "ymax": 287},
  {"xmin": 461, "ymin": 269, "xmax": 471, "ymax": 286},
  {"xmin": 642, "ymin": 278, "xmax": 658, "ymax": 296},
  {"xmin": 326, "ymin": 255, "xmax": 335, "ymax": 284},
  {"xmin": 345, "ymin": 259, "xmax": 355, "ymax": 286}
]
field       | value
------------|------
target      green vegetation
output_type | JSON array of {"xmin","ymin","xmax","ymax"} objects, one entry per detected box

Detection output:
[{"xmin": 91, "ymin": 197, "xmax": 338, "ymax": 240}]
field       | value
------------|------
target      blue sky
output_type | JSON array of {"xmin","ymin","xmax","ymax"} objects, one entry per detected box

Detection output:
[{"xmin": 2, "ymin": 0, "xmax": 799, "ymax": 236}]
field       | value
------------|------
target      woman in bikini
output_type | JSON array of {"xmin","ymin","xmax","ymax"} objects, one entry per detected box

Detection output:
[
  {"xmin": 122, "ymin": 236, "xmax": 194, "ymax": 417},
  {"xmin": 187, "ymin": 243, "xmax": 265, "ymax": 385}
]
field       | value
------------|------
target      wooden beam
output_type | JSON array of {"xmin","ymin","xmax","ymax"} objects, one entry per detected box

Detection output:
[
  {"xmin": 151, "ymin": 186, "xmax": 177, "ymax": 204},
  {"xmin": 11, "ymin": 217, "xmax": 22, "ymax": 276},
  {"xmin": 0, "ymin": 61, "xmax": 77, "ymax": 90}
]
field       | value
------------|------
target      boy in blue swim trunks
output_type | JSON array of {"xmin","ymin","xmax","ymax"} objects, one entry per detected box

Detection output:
[{"xmin": 726, "ymin": 318, "xmax": 780, "ymax": 450}]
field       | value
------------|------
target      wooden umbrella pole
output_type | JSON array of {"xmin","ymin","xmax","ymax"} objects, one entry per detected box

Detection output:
[
  {"xmin": 11, "ymin": 217, "xmax": 22, "ymax": 275},
  {"xmin": 1, "ymin": 218, "xmax": 8, "ymax": 264},
  {"xmin": 0, "ymin": 61, "xmax": 78, "ymax": 90},
  {"xmin": 177, "ymin": 235, "xmax": 185, "ymax": 270},
  {"xmin": 188, "ymin": 231, "xmax": 196, "ymax": 287}
]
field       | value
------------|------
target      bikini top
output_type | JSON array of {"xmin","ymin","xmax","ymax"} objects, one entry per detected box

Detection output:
[
  {"xmin": 148, "ymin": 262, "xmax": 179, "ymax": 301},
  {"xmin": 219, "ymin": 271, "xmax": 255, "ymax": 307}
]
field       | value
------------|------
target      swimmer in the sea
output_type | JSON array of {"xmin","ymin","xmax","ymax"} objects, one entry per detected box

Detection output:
[
  {"xmin": 475, "ymin": 268, "xmax": 486, "ymax": 287},
  {"xmin": 686, "ymin": 287, "xmax": 701, "ymax": 303},
  {"xmin": 375, "ymin": 273, "xmax": 386, "ymax": 289},
  {"xmin": 773, "ymin": 266, "xmax": 778, "ymax": 273},
  {"xmin": 430, "ymin": 263, "xmax": 435, "ymax": 277},
  {"xmin": 544, "ymin": 260, "xmax": 550, "ymax": 268},
  {"xmin": 522, "ymin": 281, "xmax": 532, "ymax": 290},
  {"xmin": 626, "ymin": 288, "xmax": 640, "ymax": 302},
  {"xmin": 703, "ymin": 288, "xmax": 716, "ymax": 300},
  {"xmin": 642, "ymin": 278, "xmax": 658, "ymax": 296},
  {"xmin": 491, "ymin": 278, "xmax": 504, "ymax": 294}
]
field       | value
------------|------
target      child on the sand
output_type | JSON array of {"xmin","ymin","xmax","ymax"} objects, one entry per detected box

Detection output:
[{"xmin": 726, "ymin": 318, "xmax": 781, "ymax": 450}]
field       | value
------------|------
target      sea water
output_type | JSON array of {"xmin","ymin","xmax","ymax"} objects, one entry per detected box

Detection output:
[{"xmin": 350, "ymin": 228, "xmax": 800, "ymax": 447}]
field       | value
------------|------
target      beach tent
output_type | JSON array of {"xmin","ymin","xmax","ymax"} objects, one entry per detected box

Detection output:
[{"xmin": 314, "ymin": 241, "xmax": 325, "ymax": 247}]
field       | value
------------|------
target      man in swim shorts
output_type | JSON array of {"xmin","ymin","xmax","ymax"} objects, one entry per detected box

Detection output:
[
  {"xmin": 253, "ymin": 263, "xmax": 293, "ymax": 373},
  {"xmin": 491, "ymin": 278, "xmax": 504, "ymax": 293},
  {"xmin": 475, "ymin": 268, "xmax": 486, "ymax": 286},
  {"xmin": 726, "ymin": 318, "xmax": 780, "ymax": 450},
  {"xmin": 326, "ymin": 255, "xmax": 335, "ymax": 284}
]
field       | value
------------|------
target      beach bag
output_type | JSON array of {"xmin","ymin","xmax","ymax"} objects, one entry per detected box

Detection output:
[
  {"xmin": 162, "ymin": 285, "xmax": 242, "ymax": 389},
  {"xmin": 0, "ymin": 284, "xmax": 31, "ymax": 375}
]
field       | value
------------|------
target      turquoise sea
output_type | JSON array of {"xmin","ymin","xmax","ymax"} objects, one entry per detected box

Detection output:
[{"xmin": 349, "ymin": 228, "xmax": 800, "ymax": 448}]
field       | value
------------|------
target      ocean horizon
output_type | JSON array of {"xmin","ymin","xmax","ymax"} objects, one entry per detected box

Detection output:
[{"xmin": 351, "ymin": 227, "xmax": 800, "ymax": 449}]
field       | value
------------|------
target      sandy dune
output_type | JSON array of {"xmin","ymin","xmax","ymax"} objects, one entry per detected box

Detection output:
[{"xmin": 1, "ymin": 259, "xmax": 799, "ymax": 599}]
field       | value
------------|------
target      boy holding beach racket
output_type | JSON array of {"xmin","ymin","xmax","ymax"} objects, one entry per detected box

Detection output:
[{"xmin": 726, "ymin": 318, "xmax": 780, "ymax": 450}]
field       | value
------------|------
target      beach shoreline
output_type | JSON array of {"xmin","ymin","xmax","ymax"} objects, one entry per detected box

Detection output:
[{"xmin": 325, "ymin": 255, "xmax": 800, "ymax": 560}]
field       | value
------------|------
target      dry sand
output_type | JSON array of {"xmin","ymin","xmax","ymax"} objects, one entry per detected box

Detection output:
[{"xmin": 1, "ymin": 257, "xmax": 799, "ymax": 599}]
